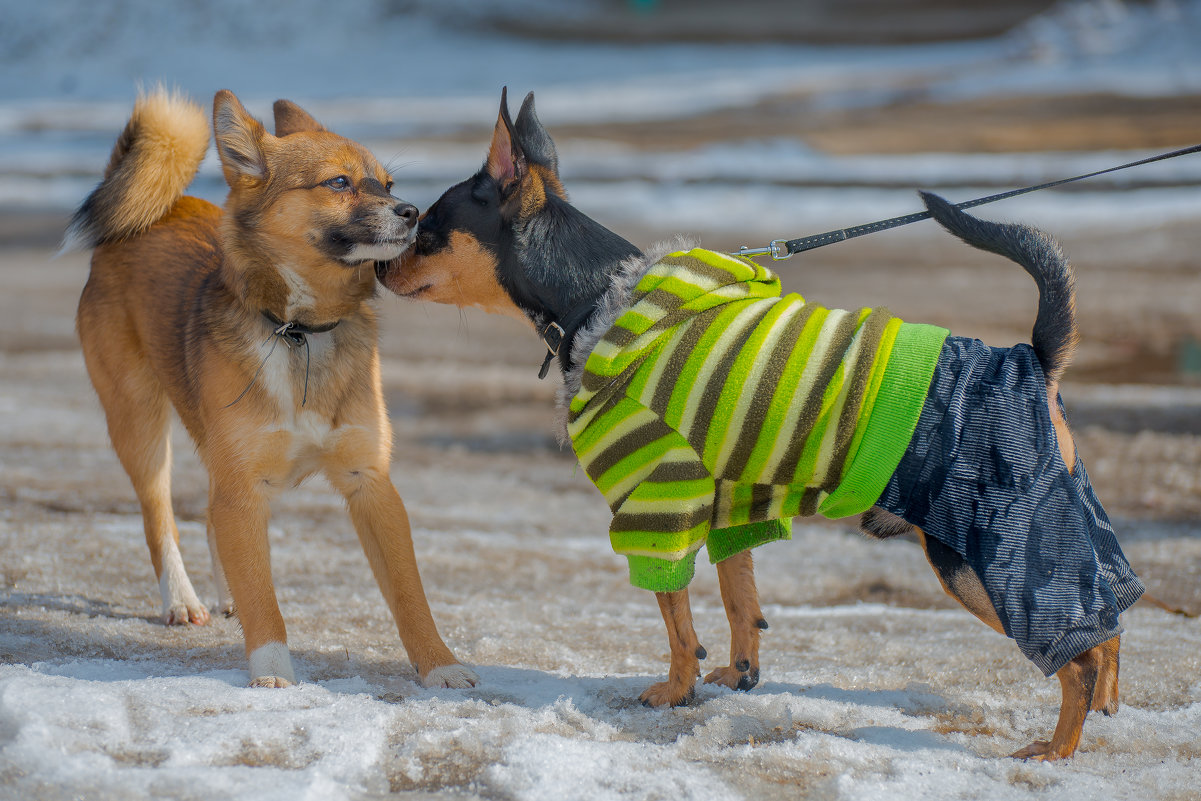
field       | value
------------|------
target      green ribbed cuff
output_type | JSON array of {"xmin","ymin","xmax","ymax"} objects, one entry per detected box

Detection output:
[
  {"xmin": 626, "ymin": 551, "xmax": 699, "ymax": 593},
  {"xmin": 818, "ymin": 322, "xmax": 947, "ymax": 519},
  {"xmin": 707, "ymin": 519, "xmax": 793, "ymax": 564}
]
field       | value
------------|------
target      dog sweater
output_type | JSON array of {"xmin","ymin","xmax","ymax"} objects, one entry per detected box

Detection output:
[{"xmin": 565, "ymin": 248, "xmax": 949, "ymax": 592}]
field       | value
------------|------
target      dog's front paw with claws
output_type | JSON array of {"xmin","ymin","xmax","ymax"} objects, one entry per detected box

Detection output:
[
  {"xmin": 422, "ymin": 664, "xmax": 479, "ymax": 689},
  {"xmin": 640, "ymin": 680, "xmax": 696, "ymax": 708},
  {"xmin": 704, "ymin": 661, "xmax": 760, "ymax": 692}
]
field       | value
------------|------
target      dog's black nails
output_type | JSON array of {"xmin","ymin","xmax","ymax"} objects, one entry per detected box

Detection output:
[
  {"xmin": 737, "ymin": 667, "xmax": 760, "ymax": 691},
  {"xmin": 755, "ymin": 618, "xmax": 769, "ymax": 630},
  {"xmin": 695, "ymin": 645, "xmax": 707, "ymax": 660},
  {"xmin": 735, "ymin": 658, "xmax": 750, "ymax": 672}
]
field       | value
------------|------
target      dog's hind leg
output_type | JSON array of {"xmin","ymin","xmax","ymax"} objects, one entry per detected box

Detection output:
[
  {"xmin": 916, "ymin": 527, "xmax": 1116, "ymax": 760},
  {"xmin": 641, "ymin": 589, "xmax": 704, "ymax": 707},
  {"xmin": 916, "ymin": 528, "xmax": 1005, "ymax": 636},
  {"xmin": 1011, "ymin": 637, "xmax": 1119, "ymax": 760},
  {"xmin": 206, "ymin": 519, "xmax": 235, "ymax": 618},
  {"xmin": 705, "ymin": 550, "xmax": 767, "ymax": 692},
  {"xmin": 80, "ymin": 325, "xmax": 209, "ymax": 626},
  {"xmin": 1091, "ymin": 634, "xmax": 1120, "ymax": 716}
]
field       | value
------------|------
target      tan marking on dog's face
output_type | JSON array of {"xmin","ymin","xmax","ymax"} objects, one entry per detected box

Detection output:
[{"xmin": 382, "ymin": 231, "xmax": 527, "ymax": 323}]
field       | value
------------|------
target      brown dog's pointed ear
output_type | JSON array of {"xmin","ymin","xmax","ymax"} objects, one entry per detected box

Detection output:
[
  {"xmin": 213, "ymin": 90, "xmax": 269, "ymax": 185},
  {"xmin": 273, "ymin": 99, "xmax": 326, "ymax": 136},
  {"xmin": 486, "ymin": 86, "xmax": 526, "ymax": 193}
]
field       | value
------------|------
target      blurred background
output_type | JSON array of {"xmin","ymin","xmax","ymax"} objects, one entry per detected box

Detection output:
[
  {"xmin": 3, "ymin": 0, "xmax": 1200, "ymax": 246},
  {"xmin": 1, "ymin": 0, "xmax": 1199, "ymax": 555}
]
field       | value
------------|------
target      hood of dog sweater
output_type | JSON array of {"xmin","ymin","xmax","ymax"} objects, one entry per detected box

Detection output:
[{"xmin": 554, "ymin": 237, "xmax": 695, "ymax": 443}]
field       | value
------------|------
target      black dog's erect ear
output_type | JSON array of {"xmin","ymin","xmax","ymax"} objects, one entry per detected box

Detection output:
[
  {"xmin": 272, "ymin": 99, "xmax": 327, "ymax": 137},
  {"xmin": 486, "ymin": 86, "xmax": 527, "ymax": 194},
  {"xmin": 513, "ymin": 91, "xmax": 559, "ymax": 176}
]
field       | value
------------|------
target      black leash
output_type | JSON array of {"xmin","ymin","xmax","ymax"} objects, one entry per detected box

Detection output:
[
  {"xmin": 538, "ymin": 143, "xmax": 1201, "ymax": 379},
  {"xmin": 225, "ymin": 311, "xmax": 339, "ymax": 407},
  {"xmin": 733, "ymin": 143, "xmax": 1201, "ymax": 260}
]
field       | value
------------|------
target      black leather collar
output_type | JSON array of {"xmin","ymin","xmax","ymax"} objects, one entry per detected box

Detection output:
[{"xmin": 261, "ymin": 309, "xmax": 339, "ymax": 347}]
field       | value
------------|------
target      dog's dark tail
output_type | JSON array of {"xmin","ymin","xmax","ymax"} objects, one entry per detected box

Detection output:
[
  {"xmin": 920, "ymin": 191, "xmax": 1078, "ymax": 388},
  {"xmin": 62, "ymin": 87, "xmax": 209, "ymax": 253}
]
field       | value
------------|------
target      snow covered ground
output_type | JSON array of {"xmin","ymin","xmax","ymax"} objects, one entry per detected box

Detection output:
[
  {"xmin": 2, "ymin": 1, "xmax": 1200, "ymax": 799},
  {"xmin": 2, "ymin": 245, "xmax": 1199, "ymax": 801}
]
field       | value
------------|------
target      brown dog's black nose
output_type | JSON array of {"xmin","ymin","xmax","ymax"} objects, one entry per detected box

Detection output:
[{"xmin": 393, "ymin": 203, "xmax": 418, "ymax": 225}]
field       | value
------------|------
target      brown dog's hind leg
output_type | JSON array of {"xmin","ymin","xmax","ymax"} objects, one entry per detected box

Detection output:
[
  {"xmin": 80, "ymin": 330, "xmax": 209, "ymax": 626},
  {"xmin": 641, "ymin": 589, "xmax": 704, "ymax": 707},
  {"xmin": 705, "ymin": 550, "xmax": 767, "ymax": 692}
]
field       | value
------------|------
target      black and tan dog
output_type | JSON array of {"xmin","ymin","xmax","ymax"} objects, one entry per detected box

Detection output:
[
  {"xmin": 377, "ymin": 89, "xmax": 1142, "ymax": 759},
  {"xmin": 66, "ymin": 88, "xmax": 476, "ymax": 689}
]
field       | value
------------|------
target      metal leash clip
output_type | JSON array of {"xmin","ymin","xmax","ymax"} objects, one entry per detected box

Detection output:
[{"xmin": 733, "ymin": 239, "xmax": 791, "ymax": 260}]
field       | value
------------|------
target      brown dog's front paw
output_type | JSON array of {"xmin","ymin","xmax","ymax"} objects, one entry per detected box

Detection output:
[
  {"xmin": 421, "ymin": 664, "xmax": 479, "ymax": 689},
  {"xmin": 1011, "ymin": 740, "xmax": 1074, "ymax": 761},
  {"xmin": 640, "ymin": 680, "xmax": 696, "ymax": 708},
  {"xmin": 248, "ymin": 675, "xmax": 294, "ymax": 689},
  {"xmin": 704, "ymin": 663, "xmax": 760, "ymax": 691},
  {"xmin": 163, "ymin": 602, "xmax": 211, "ymax": 626}
]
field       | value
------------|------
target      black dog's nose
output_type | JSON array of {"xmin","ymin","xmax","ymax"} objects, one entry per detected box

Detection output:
[{"xmin": 393, "ymin": 203, "xmax": 418, "ymax": 225}]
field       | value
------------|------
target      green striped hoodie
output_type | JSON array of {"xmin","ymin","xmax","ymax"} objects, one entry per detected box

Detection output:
[{"xmin": 563, "ymin": 247, "xmax": 948, "ymax": 592}]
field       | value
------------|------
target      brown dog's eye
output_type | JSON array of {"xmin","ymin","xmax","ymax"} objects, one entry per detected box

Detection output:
[
  {"xmin": 384, "ymin": 179, "xmax": 394, "ymax": 193},
  {"xmin": 323, "ymin": 176, "xmax": 351, "ymax": 191}
]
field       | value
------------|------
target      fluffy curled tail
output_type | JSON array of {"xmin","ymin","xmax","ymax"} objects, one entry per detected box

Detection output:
[
  {"xmin": 920, "ymin": 191, "xmax": 1078, "ymax": 388},
  {"xmin": 62, "ymin": 87, "xmax": 209, "ymax": 252}
]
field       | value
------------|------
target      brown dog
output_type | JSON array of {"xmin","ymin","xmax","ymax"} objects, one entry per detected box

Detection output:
[
  {"xmin": 376, "ymin": 89, "xmax": 1143, "ymax": 759},
  {"xmin": 66, "ymin": 87, "xmax": 476, "ymax": 689}
]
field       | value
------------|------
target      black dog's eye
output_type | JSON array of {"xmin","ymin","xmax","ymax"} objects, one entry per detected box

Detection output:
[{"xmin": 323, "ymin": 176, "xmax": 351, "ymax": 191}]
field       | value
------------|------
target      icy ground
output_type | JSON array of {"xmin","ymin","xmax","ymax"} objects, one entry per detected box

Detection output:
[{"xmin": 2, "ymin": 249, "xmax": 1199, "ymax": 801}]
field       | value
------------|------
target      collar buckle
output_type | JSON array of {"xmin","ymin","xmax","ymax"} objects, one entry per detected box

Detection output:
[
  {"xmin": 541, "ymin": 321, "xmax": 565, "ymax": 355},
  {"xmin": 538, "ymin": 321, "xmax": 566, "ymax": 380}
]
